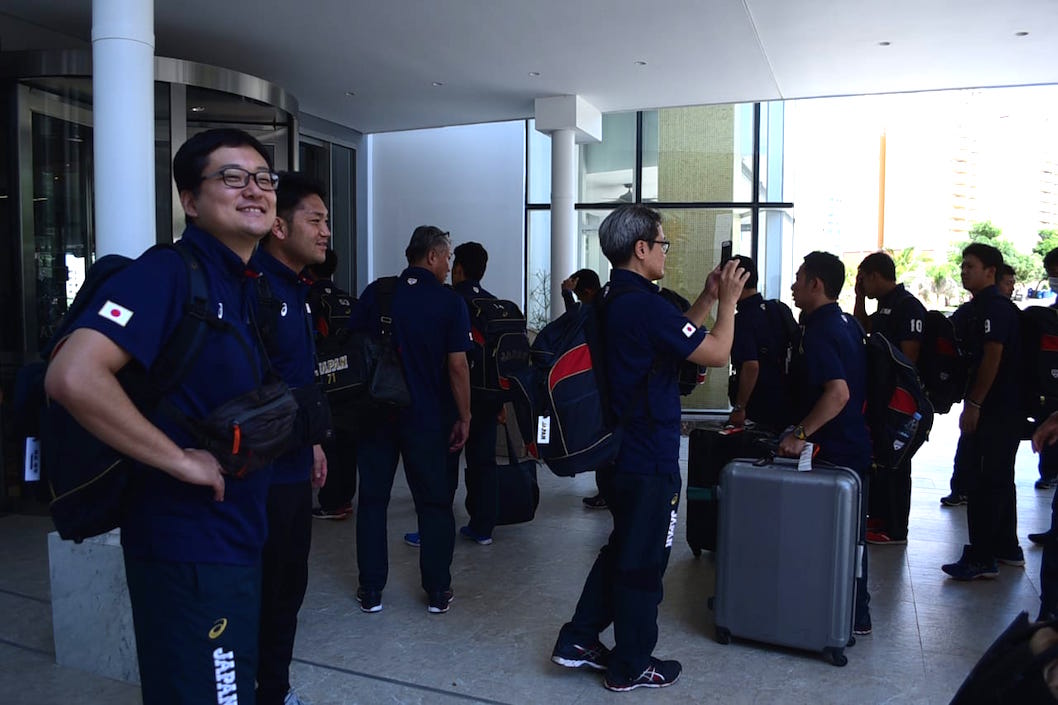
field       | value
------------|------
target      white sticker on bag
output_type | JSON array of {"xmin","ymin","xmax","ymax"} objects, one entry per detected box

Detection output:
[
  {"xmin": 24, "ymin": 437, "xmax": 41, "ymax": 482},
  {"xmin": 537, "ymin": 416, "xmax": 550, "ymax": 445}
]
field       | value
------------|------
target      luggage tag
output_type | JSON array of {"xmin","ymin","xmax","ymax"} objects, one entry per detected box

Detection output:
[
  {"xmin": 718, "ymin": 424, "xmax": 744, "ymax": 436},
  {"xmin": 797, "ymin": 442, "xmax": 814, "ymax": 472},
  {"xmin": 24, "ymin": 437, "xmax": 41, "ymax": 482}
]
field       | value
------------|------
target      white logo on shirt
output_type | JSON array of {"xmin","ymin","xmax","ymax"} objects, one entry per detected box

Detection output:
[
  {"xmin": 280, "ymin": 302, "xmax": 288, "ymax": 317},
  {"xmin": 682, "ymin": 322, "xmax": 696, "ymax": 338},
  {"xmin": 408, "ymin": 278, "xmax": 418, "ymax": 285},
  {"xmin": 217, "ymin": 302, "xmax": 224, "ymax": 319}
]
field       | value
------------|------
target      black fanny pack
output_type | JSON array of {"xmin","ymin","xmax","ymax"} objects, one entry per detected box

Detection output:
[
  {"xmin": 291, "ymin": 384, "xmax": 334, "ymax": 447},
  {"xmin": 190, "ymin": 380, "xmax": 300, "ymax": 478}
]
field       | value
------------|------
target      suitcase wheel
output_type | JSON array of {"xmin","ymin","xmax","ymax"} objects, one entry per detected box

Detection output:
[
  {"xmin": 715, "ymin": 626, "xmax": 731, "ymax": 645},
  {"xmin": 824, "ymin": 647, "xmax": 848, "ymax": 667},
  {"xmin": 847, "ymin": 635, "xmax": 856, "ymax": 648},
  {"xmin": 690, "ymin": 546, "xmax": 702, "ymax": 558}
]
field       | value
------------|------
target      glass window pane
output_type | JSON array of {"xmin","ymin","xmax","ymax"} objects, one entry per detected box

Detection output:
[
  {"xmin": 759, "ymin": 101, "xmax": 788, "ymax": 203},
  {"xmin": 758, "ymin": 208, "xmax": 795, "ymax": 303},
  {"xmin": 527, "ymin": 119, "xmax": 551, "ymax": 205},
  {"xmin": 526, "ymin": 210, "xmax": 552, "ymax": 331},
  {"xmin": 578, "ymin": 112, "xmax": 636, "ymax": 204},
  {"xmin": 641, "ymin": 105, "xmax": 754, "ymax": 203}
]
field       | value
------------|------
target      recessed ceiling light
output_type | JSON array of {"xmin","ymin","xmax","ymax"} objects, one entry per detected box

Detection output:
[
  {"xmin": 633, "ymin": 60, "xmax": 647, "ymax": 66},
  {"xmin": 1015, "ymin": 31, "xmax": 1029, "ymax": 37},
  {"xmin": 528, "ymin": 71, "xmax": 540, "ymax": 77},
  {"xmin": 344, "ymin": 91, "xmax": 356, "ymax": 97},
  {"xmin": 432, "ymin": 81, "xmax": 444, "ymax": 87},
  {"xmin": 877, "ymin": 41, "xmax": 891, "ymax": 47},
  {"xmin": 189, "ymin": 105, "xmax": 206, "ymax": 112}
]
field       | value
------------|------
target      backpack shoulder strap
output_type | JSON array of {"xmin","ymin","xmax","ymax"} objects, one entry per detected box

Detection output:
[
  {"xmin": 148, "ymin": 242, "xmax": 214, "ymax": 392},
  {"xmin": 375, "ymin": 276, "xmax": 399, "ymax": 338}
]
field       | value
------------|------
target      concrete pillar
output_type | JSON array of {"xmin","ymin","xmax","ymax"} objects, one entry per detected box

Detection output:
[
  {"xmin": 92, "ymin": 0, "xmax": 155, "ymax": 258},
  {"xmin": 534, "ymin": 96, "xmax": 602, "ymax": 320},
  {"xmin": 549, "ymin": 128, "xmax": 576, "ymax": 319}
]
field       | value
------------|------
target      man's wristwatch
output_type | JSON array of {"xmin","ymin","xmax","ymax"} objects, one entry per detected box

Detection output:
[
  {"xmin": 731, "ymin": 403, "xmax": 744, "ymax": 412},
  {"xmin": 793, "ymin": 424, "xmax": 808, "ymax": 441}
]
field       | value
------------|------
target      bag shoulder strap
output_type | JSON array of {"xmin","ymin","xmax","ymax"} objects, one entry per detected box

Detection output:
[
  {"xmin": 375, "ymin": 275, "xmax": 399, "ymax": 339},
  {"xmin": 148, "ymin": 241, "xmax": 214, "ymax": 392}
]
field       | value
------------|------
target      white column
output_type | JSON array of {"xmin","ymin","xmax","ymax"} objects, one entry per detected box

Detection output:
[
  {"xmin": 534, "ymin": 95, "xmax": 601, "ymax": 321},
  {"xmin": 550, "ymin": 128, "xmax": 576, "ymax": 320},
  {"xmin": 92, "ymin": 0, "xmax": 155, "ymax": 258}
]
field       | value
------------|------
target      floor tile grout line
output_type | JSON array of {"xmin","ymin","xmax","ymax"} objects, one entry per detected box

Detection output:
[
  {"xmin": 291, "ymin": 656, "xmax": 517, "ymax": 705},
  {"xmin": 0, "ymin": 586, "xmax": 49, "ymax": 604},
  {"xmin": 0, "ymin": 635, "xmax": 54, "ymax": 658}
]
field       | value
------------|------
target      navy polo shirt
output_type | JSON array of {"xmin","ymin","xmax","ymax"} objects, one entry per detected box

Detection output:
[
  {"xmin": 731, "ymin": 293, "xmax": 789, "ymax": 422},
  {"xmin": 604, "ymin": 269, "xmax": 707, "ymax": 475},
  {"xmin": 869, "ymin": 284, "xmax": 926, "ymax": 349},
  {"xmin": 964, "ymin": 285, "xmax": 1022, "ymax": 412},
  {"xmin": 794, "ymin": 302, "xmax": 872, "ymax": 470},
  {"xmin": 71, "ymin": 224, "xmax": 273, "ymax": 566},
  {"xmin": 251, "ymin": 248, "xmax": 316, "ymax": 485},
  {"xmin": 352, "ymin": 267, "xmax": 472, "ymax": 432}
]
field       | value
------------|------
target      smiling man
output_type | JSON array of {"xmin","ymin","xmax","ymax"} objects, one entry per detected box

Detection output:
[
  {"xmin": 252, "ymin": 172, "xmax": 332, "ymax": 705},
  {"xmin": 45, "ymin": 128, "xmax": 280, "ymax": 704}
]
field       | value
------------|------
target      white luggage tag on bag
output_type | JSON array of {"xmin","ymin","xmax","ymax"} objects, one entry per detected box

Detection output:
[{"xmin": 797, "ymin": 442, "xmax": 814, "ymax": 472}]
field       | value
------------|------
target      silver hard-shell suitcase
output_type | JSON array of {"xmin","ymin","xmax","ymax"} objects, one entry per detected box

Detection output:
[{"xmin": 711, "ymin": 457, "xmax": 863, "ymax": 666}]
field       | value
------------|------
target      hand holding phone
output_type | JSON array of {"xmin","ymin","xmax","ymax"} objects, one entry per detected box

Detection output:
[{"xmin": 720, "ymin": 240, "xmax": 733, "ymax": 265}]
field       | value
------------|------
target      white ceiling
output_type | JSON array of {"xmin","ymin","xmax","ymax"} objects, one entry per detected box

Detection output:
[{"xmin": 2, "ymin": 0, "xmax": 1056, "ymax": 134}]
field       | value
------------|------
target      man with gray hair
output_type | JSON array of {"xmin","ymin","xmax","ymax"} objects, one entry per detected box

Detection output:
[
  {"xmin": 350, "ymin": 226, "xmax": 472, "ymax": 614},
  {"xmin": 551, "ymin": 205, "xmax": 748, "ymax": 692}
]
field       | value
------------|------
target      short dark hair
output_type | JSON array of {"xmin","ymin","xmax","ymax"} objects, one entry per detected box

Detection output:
[
  {"xmin": 962, "ymin": 242, "xmax": 1003, "ymax": 272},
  {"xmin": 801, "ymin": 251, "xmax": 845, "ymax": 300},
  {"xmin": 571, "ymin": 268, "xmax": 601, "ymax": 295},
  {"xmin": 276, "ymin": 171, "xmax": 327, "ymax": 223},
  {"xmin": 309, "ymin": 249, "xmax": 338, "ymax": 279},
  {"xmin": 173, "ymin": 128, "xmax": 272, "ymax": 195},
  {"xmin": 1044, "ymin": 248, "xmax": 1058, "ymax": 273},
  {"xmin": 454, "ymin": 242, "xmax": 488, "ymax": 281},
  {"xmin": 598, "ymin": 205, "xmax": 663, "ymax": 266},
  {"xmin": 731, "ymin": 255, "xmax": 758, "ymax": 290},
  {"xmin": 858, "ymin": 251, "xmax": 896, "ymax": 282},
  {"xmin": 999, "ymin": 263, "xmax": 1015, "ymax": 279},
  {"xmin": 405, "ymin": 225, "xmax": 451, "ymax": 264}
]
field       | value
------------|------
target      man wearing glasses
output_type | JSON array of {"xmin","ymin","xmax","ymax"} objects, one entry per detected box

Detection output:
[
  {"xmin": 46, "ymin": 128, "xmax": 280, "ymax": 704},
  {"xmin": 551, "ymin": 205, "xmax": 747, "ymax": 692}
]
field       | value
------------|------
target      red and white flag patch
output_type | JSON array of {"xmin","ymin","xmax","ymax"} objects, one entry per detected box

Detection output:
[
  {"xmin": 682, "ymin": 322, "xmax": 696, "ymax": 338},
  {"xmin": 98, "ymin": 300, "xmax": 134, "ymax": 327}
]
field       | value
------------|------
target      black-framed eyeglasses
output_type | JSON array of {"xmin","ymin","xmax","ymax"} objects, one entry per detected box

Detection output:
[
  {"xmin": 202, "ymin": 166, "xmax": 280, "ymax": 191},
  {"xmin": 642, "ymin": 238, "xmax": 671, "ymax": 254}
]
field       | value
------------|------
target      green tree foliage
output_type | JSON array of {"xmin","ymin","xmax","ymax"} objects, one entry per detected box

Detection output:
[
  {"xmin": 1034, "ymin": 229, "xmax": 1058, "ymax": 263},
  {"xmin": 950, "ymin": 220, "xmax": 1038, "ymax": 283}
]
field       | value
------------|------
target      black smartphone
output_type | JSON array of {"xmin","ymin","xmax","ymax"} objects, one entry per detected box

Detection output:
[{"xmin": 720, "ymin": 240, "xmax": 733, "ymax": 265}]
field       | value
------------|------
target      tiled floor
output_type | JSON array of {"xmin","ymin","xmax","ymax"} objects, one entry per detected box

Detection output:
[{"xmin": 1, "ymin": 405, "xmax": 1054, "ymax": 705}]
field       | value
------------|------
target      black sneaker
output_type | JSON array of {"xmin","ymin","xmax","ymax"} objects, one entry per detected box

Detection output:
[
  {"xmin": 940, "ymin": 492, "xmax": 968, "ymax": 507},
  {"xmin": 582, "ymin": 494, "xmax": 607, "ymax": 510},
  {"xmin": 1029, "ymin": 531, "xmax": 1056, "ymax": 546},
  {"xmin": 853, "ymin": 615, "xmax": 872, "ymax": 636},
  {"xmin": 427, "ymin": 589, "xmax": 453, "ymax": 614},
  {"xmin": 312, "ymin": 503, "xmax": 353, "ymax": 520},
  {"xmin": 551, "ymin": 641, "xmax": 611, "ymax": 671},
  {"xmin": 356, "ymin": 587, "xmax": 382, "ymax": 613},
  {"xmin": 996, "ymin": 546, "xmax": 1026, "ymax": 567},
  {"xmin": 604, "ymin": 657, "xmax": 682, "ymax": 692},
  {"xmin": 1036, "ymin": 478, "xmax": 1058, "ymax": 490}
]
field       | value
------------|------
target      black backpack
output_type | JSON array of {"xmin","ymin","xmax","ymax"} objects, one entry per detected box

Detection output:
[
  {"xmin": 919, "ymin": 310, "xmax": 969, "ymax": 414},
  {"xmin": 463, "ymin": 295, "xmax": 531, "ymax": 403},
  {"xmin": 728, "ymin": 298, "xmax": 800, "ymax": 408},
  {"xmin": 305, "ymin": 279, "xmax": 362, "ymax": 402},
  {"xmin": 864, "ymin": 331, "xmax": 935, "ymax": 471},
  {"xmin": 13, "ymin": 242, "xmax": 214, "ymax": 542},
  {"xmin": 950, "ymin": 611, "xmax": 1058, "ymax": 705},
  {"xmin": 1020, "ymin": 305, "xmax": 1058, "ymax": 422}
]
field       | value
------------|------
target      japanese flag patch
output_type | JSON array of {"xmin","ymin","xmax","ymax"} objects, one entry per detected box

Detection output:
[
  {"xmin": 682, "ymin": 322, "xmax": 696, "ymax": 338},
  {"xmin": 98, "ymin": 300, "xmax": 134, "ymax": 327}
]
